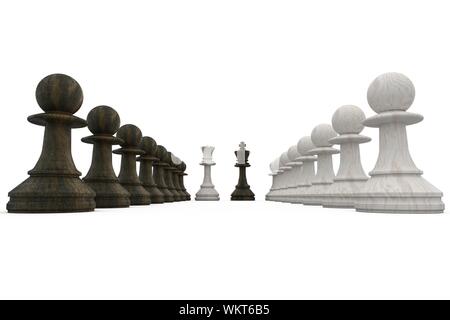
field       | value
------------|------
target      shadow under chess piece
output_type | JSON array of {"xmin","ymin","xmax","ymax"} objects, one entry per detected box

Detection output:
[
  {"xmin": 7, "ymin": 73, "xmax": 96, "ymax": 213},
  {"xmin": 153, "ymin": 145, "xmax": 175, "ymax": 203},
  {"xmin": 113, "ymin": 124, "xmax": 151, "ymax": 205},
  {"xmin": 171, "ymin": 154, "xmax": 186, "ymax": 201},
  {"xmin": 82, "ymin": 106, "xmax": 131, "ymax": 208},
  {"xmin": 231, "ymin": 142, "xmax": 255, "ymax": 201},
  {"xmin": 179, "ymin": 162, "xmax": 191, "ymax": 201},
  {"xmin": 355, "ymin": 72, "xmax": 444, "ymax": 213},
  {"xmin": 138, "ymin": 136, "xmax": 165, "ymax": 204},
  {"xmin": 165, "ymin": 151, "xmax": 183, "ymax": 201},
  {"xmin": 196, "ymin": 146, "xmax": 220, "ymax": 201}
]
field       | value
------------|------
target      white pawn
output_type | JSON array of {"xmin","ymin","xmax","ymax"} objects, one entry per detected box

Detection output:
[
  {"xmin": 266, "ymin": 158, "xmax": 281, "ymax": 201},
  {"xmin": 195, "ymin": 146, "xmax": 220, "ymax": 201},
  {"xmin": 272, "ymin": 152, "xmax": 291, "ymax": 202},
  {"xmin": 302, "ymin": 124, "xmax": 339, "ymax": 205},
  {"xmin": 290, "ymin": 136, "xmax": 317, "ymax": 204},
  {"xmin": 355, "ymin": 72, "xmax": 444, "ymax": 213},
  {"xmin": 322, "ymin": 105, "xmax": 371, "ymax": 208},
  {"xmin": 279, "ymin": 145, "xmax": 302, "ymax": 202}
]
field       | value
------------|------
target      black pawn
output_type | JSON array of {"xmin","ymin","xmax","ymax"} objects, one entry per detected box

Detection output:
[
  {"xmin": 153, "ymin": 145, "xmax": 175, "ymax": 203},
  {"xmin": 113, "ymin": 125, "xmax": 151, "ymax": 205},
  {"xmin": 138, "ymin": 136, "xmax": 165, "ymax": 204},
  {"xmin": 7, "ymin": 74, "xmax": 96, "ymax": 213},
  {"xmin": 165, "ymin": 152, "xmax": 183, "ymax": 201},
  {"xmin": 82, "ymin": 106, "xmax": 130, "ymax": 208},
  {"xmin": 231, "ymin": 149, "xmax": 255, "ymax": 201},
  {"xmin": 171, "ymin": 159, "xmax": 186, "ymax": 201},
  {"xmin": 179, "ymin": 162, "xmax": 191, "ymax": 201}
]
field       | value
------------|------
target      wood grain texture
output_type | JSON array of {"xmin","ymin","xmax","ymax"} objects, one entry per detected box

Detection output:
[{"xmin": 7, "ymin": 74, "xmax": 96, "ymax": 213}]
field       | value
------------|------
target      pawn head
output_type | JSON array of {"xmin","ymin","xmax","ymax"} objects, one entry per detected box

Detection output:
[
  {"xmin": 287, "ymin": 145, "xmax": 300, "ymax": 161},
  {"xmin": 332, "ymin": 105, "xmax": 366, "ymax": 134},
  {"xmin": 296, "ymin": 136, "xmax": 315, "ymax": 155},
  {"xmin": 156, "ymin": 145, "xmax": 168, "ymax": 161},
  {"xmin": 279, "ymin": 151, "xmax": 290, "ymax": 166},
  {"xmin": 367, "ymin": 72, "xmax": 415, "ymax": 113},
  {"xmin": 139, "ymin": 136, "xmax": 157, "ymax": 155},
  {"xmin": 116, "ymin": 124, "xmax": 142, "ymax": 147},
  {"xmin": 311, "ymin": 123, "xmax": 337, "ymax": 147},
  {"xmin": 180, "ymin": 162, "xmax": 187, "ymax": 172},
  {"xmin": 35, "ymin": 73, "xmax": 83, "ymax": 114},
  {"xmin": 87, "ymin": 105, "xmax": 121, "ymax": 135}
]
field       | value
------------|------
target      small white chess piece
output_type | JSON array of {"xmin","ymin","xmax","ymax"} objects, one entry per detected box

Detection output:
[
  {"xmin": 289, "ymin": 136, "xmax": 317, "ymax": 204},
  {"xmin": 302, "ymin": 124, "xmax": 339, "ymax": 205},
  {"xmin": 322, "ymin": 105, "xmax": 371, "ymax": 208},
  {"xmin": 195, "ymin": 146, "xmax": 220, "ymax": 201}
]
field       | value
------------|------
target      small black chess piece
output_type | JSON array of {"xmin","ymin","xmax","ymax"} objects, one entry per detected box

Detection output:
[
  {"xmin": 153, "ymin": 145, "xmax": 175, "ymax": 203},
  {"xmin": 82, "ymin": 106, "xmax": 131, "ymax": 208},
  {"xmin": 164, "ymin": 151, "xmax": 183, "ymax": 202},
  {"xmin": 178, "ymin": 162, "xmax": 191, "ymax": 201},
  {"xmin": 231, "ymin": 142, "xmax": 255, "ymax": 201},
  {"xmin": 138, "ymin": 136, "xmax": 165, "ymax": 204},
  {"xmin": 113, "ymin": 124, "xmax": 151, "ymax": 205},
  {"xmin": 170, "ymin": 155, "xmax": 186, "ymax": 201},
  {"xmin": 7, "ymin": 73, "xmax": 96, "ymax": 213}
]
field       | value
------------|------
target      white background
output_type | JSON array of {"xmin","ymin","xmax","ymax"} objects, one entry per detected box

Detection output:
[{"xmin": 0, "ymin": 0, "xmax": 448, "ymax": 299}]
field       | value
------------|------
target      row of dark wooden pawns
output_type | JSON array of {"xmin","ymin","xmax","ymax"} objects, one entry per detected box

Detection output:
[{"xmin": 7, "ymin": 73, "xmax": 190, "ymax": 213}]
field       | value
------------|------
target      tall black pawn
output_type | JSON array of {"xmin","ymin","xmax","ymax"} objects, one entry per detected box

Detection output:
[
  {"xmin": 165, "ymin": 152, "xmax": 183, "ymax": 202},
  {"xmin": 153, "ymin": 145, "xmax": 175, "ymax": 202},
  {"xmin": 138, "ymin": 137, "xmax": 165, "ymax": 204},
  {"xmin": 7, "ymin": 73, "xmax": 96, "ymax": 213},
  {"xmin": 231, "ymin": 142, "xmax": 255, "ymax": 201},
  {"xmin": 179, "ymin": 162, "xmax": 191, "ymax": 201},
  {"xmin": 113, "ymin": 125, "xmax": 151, "ymax": 205},
  {"xmin": 82, "ymin": 106, "xmax": 130, "ymax": 208}
]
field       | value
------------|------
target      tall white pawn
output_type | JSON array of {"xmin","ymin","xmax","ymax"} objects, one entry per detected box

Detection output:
[
  {"xmin": 290, "ymin": 136, "xmax": 317, "ymax": 204},
  {"xmin": 302, "ymin": 124, "xmax": 339, "ymax": 205},
  {"xmin": 272, "ymin": 152, "xmax": 291, "ymax": 202},
  {"xmin": 279, "ymin": 145, "xmax": 302, "ymax": 202},
  {"xmin": 266, "ymin": 158, "xmax": 281, "ymax": 201},
  {"xmin": 355, "ymin": 72, "xmax": 444, "ymax": 213},
  {"xmin": 322, "ymin": 105, "xmax": 371, "ymax": 208}
]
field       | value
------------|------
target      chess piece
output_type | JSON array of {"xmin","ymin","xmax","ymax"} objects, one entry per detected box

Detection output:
[
  {"xmin": 165, "ymin": 151, "xmax": 183, "ymax": 201},
  {"xmin": 113, "ymin": 124, "xmax": 151, "ymax": 205},
  {"xmin": 302, "ymin": 124, "xmax": 339, "ymax": 205},
  {"xmin": 355, "ymin": 72, "xmax": 445, "ymax": 213},
  {"xmin": 170, "ymin": 154, "xmax": 186, "ymax": 201},
  {"xmin": 231, "ymin": 142, "xmax": 255, "ymax": 200},
  {"xmin": 279, "ymin": 145, "xmax": 302, "ymax": 202},
  {"xmin": 289, "ymin": 136, "xmax": 317, "ymax": 204},
  {"xmin": 7, "ymin": 73, "xmax": 96, "ymax": 213},
  {"xmin": 265, "ymin": 158, "xmax": 281, "ymax": 201},
  {"xmin": 322, "ymin": 105, "xmax": 371, "ymax": 208},
  {"xmin": 82, "ymin": 106, "xmax": 131, "ymax": 208},
  {"xmin": 178, "ymin": 161, "xmax": 191, "ymax": 201},
  {"xmin": 272, "ymin": 152, "xmax": 291, "ymax": 202},
  {"xmin": 138, "ymin": 136, "xmax": 165, "ymax": 204},
  {"xmin": 195, "ymin": 146, "xmax": 220, "ymax": 201},
  {"xmin": 153, "ymin": 145, "xmax": 175, "ymax": 202}
]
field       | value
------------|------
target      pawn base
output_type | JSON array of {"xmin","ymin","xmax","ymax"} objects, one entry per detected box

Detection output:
[
  {"xmin": 7, "ymin": 176, "xmax": 96, "ymax": 213},
  {"xmin": 354, "ymin": 175, "xmax": 445, "ymax": 214},
  {"xmin": 84, "ymin": 180, "xmax": 130, "ymax": 208},
  {"xmin": 144, "ymin": 186, "xmax": 165, "ymax": 204},
  {"xmin": 121, "ymin": 183, "xmax": 151, "ymax": 205}
]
